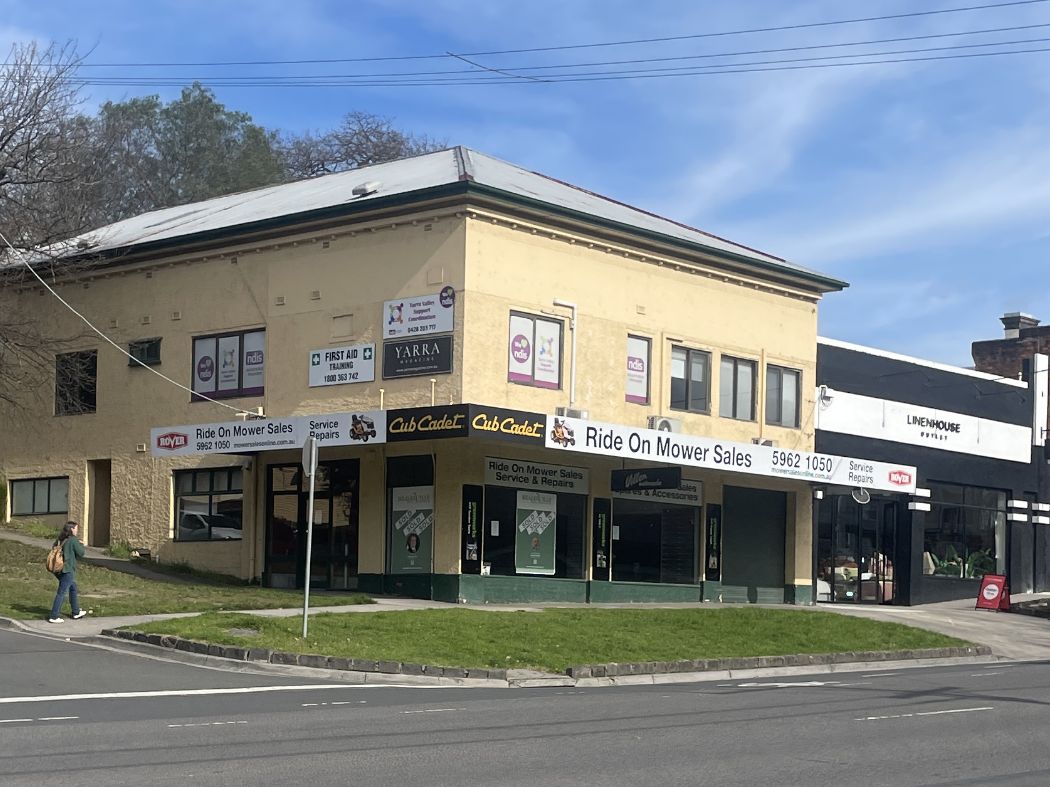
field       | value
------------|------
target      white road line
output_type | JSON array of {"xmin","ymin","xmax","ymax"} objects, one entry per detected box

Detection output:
[
  {"xmin": 401, "ymin": 708, "xmax": 464, "ymax": 714},
  {"xmin": 168, "ymin": 720, "xmax": 248, "ymax": 728},
  {"xmin": 300, "ymin": 700, "xmax": 367, "ymax": 708},
  {"xmin": 970, "ymin": 672, "xmax": 1003, "ymax": 677},
  {"xmin": 0, "ymin": 719, "xmax": 33, "ymax": 724},
  {"xmin": 856, "ymin": 706, "xmax": 994, "ymax": 721},
  {"xmin": 37, "ymin": 716, "xmax": 78, "ymax": 721},
  {"xmin": 0, "ymin": 684, "xmax": 368, "ymax": 705},
  {"xmin": 862, "ymin": 673, "xmax": 901, "ymax": 678}
]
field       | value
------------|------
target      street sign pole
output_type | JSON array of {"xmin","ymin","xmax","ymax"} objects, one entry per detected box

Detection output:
[{"xmin": 301, "ymin": 436, "xmax": 318, "ymax": 639}]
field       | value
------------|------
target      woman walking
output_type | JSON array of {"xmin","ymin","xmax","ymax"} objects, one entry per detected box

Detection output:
[{"xmin": 49, "ymin": 520, "xmax": 87, "ymax": 623}]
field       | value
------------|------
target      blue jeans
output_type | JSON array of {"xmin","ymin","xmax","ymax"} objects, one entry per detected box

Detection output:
[{"xmin": 50, "ymin": 572, "xmax": 80, "ymax": 619}]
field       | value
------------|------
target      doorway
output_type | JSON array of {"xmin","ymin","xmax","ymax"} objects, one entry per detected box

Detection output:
[
  {"xmin": 86, "ymin": 459, "xmax": 111, "ymax": 548},
  {"xmin": 265, "ymin": 460, "xmax": 360, "ymax": 589},
  {"xmin": 817, "ymin": 495, "xmax": 898, "ymax": 604}
]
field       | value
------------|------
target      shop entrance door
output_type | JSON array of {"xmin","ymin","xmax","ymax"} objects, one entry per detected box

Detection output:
[
  {"xmin": 819, "ymin": 496, "xmax": 898, "ymax": 604},
  {"xmin": 265, "ymin": 460, "xmax": 360, "ymax": 590}
]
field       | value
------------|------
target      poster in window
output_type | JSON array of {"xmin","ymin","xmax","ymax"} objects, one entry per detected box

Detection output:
[
  {"xmin": 515, "ymin": 490, "xmax": 557, "ymax": 575},
  {"xmin": 461, "ymin": 484, "xmax": 483, "ymax": 574},
  {"xmin": 626, "ymin": 335, "xmax": 650, "ymax": 404},
  {"xmin": 533, "ymin": 318, "xmax": 561, "ymax": 389},
  {"xmin": 193, "ymin": 337, "xmax": 217, "ymax": 394},
  {"xmin": 592, "ymin": 497, "xmax": 611, "ymax": 581},
  {"xmin": 508, "ymin": 314, "xmax": 534, "ymax": 384},
  {"xmin": 390, "ymin": 486, "xmax": 433, "ymax": 573},
  {"xmin": 242, "ymin": 331, "xmax": 265, "ymax": 392},
  {"xmin": 217, "ymin": 335, "xmax": 241, "ymax": 391}
]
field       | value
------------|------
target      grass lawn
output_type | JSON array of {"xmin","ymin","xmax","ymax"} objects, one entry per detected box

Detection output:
[
  {"xmin": 0, "ymin": 540, "xmax": 371, "ymax": 619},
  {"xmin": 1, "ymin": 518, "xmax": 61, "ymax": 541},
  {"xmin": 128, "ymin": 607, "xmax": 970, "ymax": 673}
]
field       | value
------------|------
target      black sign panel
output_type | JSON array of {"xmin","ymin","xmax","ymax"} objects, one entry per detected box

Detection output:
[
  {"xmin": 387, "ymin": 405, "xmax": 469, "ymax": 442},
  {"xmin": 592, "ymin": 497, "xmax": 611, "ymax": 581},
  {"xmin": 705, "ymin": 503, "xmax": 722, "ymax": 581},
  {"xmin": 462, "ymin": 484, "xmax": 483, "ymax": 574},
  {"xmin": 467, "ymin": 405, "xmax": 545, "ymax": 444},
  {"xmin": 382, "ymin": 335, "xmax": 453, "ymax": 379},
  {"xmin": 611, "ymin": 466, "xmax": 682, "ymax": 493}
]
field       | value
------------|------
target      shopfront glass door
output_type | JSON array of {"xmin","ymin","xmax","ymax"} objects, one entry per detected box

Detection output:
[{"xmin": 818, "ymin": 495, "xmax": 898, "ymax": 604}]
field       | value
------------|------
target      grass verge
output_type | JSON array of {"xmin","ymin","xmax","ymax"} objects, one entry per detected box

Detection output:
[
  {"xmin": 127, "ymin": 607, "xmax": 970, "ymax": 673},
  {"xmin": 0, "ymin": 540, "xmax": 371, "ymax": 619},
  {"xmin": 1, "ymin": 518, "xmax": 61, "ymax": 541}
]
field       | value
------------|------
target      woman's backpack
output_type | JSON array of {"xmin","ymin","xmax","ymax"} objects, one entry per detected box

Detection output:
[{"xmin": 45, "ymin": 543, "xmax": 65, "ymax": 574}]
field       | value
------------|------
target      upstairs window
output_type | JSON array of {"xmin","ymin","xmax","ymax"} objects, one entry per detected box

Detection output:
[
  {"xmin": 192, "ymin": 329, "xmax": 265, "ymax": 400},
  {"xmin": 129, "ymin": 338, "xmax": 162, "ymax": 367},
  {"xmin": 55, "ymin": 350, "xmax": 97, "ymax": 415},
  {"xmin": 766, "ymin": 365, "xmax": 801, "ymax": 428},
  {"xmin": 719, "ymin": 356, "xmax": 756, "ymax": 421},
  {"xmin": 507, "ymin": 312, "xmax": 562, "ymax": 389},
  {"xmin": 670, "ymin": 346, "xmax": 710, "ymax": 413}
]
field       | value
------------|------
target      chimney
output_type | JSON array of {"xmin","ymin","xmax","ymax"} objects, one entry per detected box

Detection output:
[{"xmin": 1000, "ymin": 312, "xmax": 1040, "ymax": 339}]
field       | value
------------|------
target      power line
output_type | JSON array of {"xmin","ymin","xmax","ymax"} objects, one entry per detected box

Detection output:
[
  {"xmin": 0, "ymin": 234, "xmax": 258, "ymax": 418},
  {"xmin": 69, "ymin": 0, "xmax": 1050, "ymax": 67},
  {"xmin": 57, "ymin": 44, "xmax": 1050, "ymax": 88}
]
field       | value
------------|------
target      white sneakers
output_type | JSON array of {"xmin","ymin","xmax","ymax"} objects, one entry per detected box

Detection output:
[
  {"xmin": 72, "ymin": 611, "xmax": 88, "ymax": 620},
  {"xmin": 48, "ymin": 617, "xmax": 64, "ymax": 623}
]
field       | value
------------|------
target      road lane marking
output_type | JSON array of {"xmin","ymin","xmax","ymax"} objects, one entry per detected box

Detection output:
[
  {"xmin": 0, "ymin": 684, "xmax": 375, "ymax": 704},
  {"xmin": 168, "ymin": 720, "xmax": 248, "ymax": 728},
  {"xmin": 970, "ymin": 672, "xmax": 1003, "ymax": 677},
  {"xmin": 37, "ymin": 716, "xmax": 79, "ymax": 721},
  {"xmin": 401, "ymin": 708, "xmax": 464, "ymax": 714},
  {"xmin": 736, "ymin": 681, "xmax": 841, "ymax": 688},
  {"xmin": 856, "ymin": 706, "xmax": 994, "ymax": 721},
  {"xmin": 862, "ymin": 673, "xmax": 901, "ymax": 677},
  {"xmin": 300, "ymin": 701, "xmax": 368, "ymax": 707},
  {"xmin": 0, "ymin": 719, "xmax": 33, "ymax": 724}
]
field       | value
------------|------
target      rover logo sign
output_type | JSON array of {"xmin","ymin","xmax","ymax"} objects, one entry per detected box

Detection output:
[
  {"xmin": 156, "ymin": 432, "xmax": 189, "ymax": 451},
  {"xmin": 888, "ymin": 470, "xmax": 913, "ymax": 487}
]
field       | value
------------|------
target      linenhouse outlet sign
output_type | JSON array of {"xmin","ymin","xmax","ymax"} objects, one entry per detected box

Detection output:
[{"xmin": 545, "ymin": 415, "xmax": 917, "ymax": 493}]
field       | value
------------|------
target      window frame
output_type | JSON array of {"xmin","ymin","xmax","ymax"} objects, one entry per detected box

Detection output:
[
  {"xmin": 766, "ymin": 364, "xmax": 802, "ymax": 428},
  {"xmin": 55, "ymin": 349, "xmax": 98, "ymax": 416},
  {"xmin": 669, "ymin": 345, "xmax": 712, "ymax": 414},
  {"xmin": 507, "ymin": 311, "xmax": 564, "ymax": 390},
  {"xmin": 173, "ymin": 467, "xmax": 245, "ymax": 542},
  {"xmin": 10, "ymin": 477, "xmax": 69, "ymax": 515},
  {"xmin": 128, "ymin": 337, "xmax": 162, "ymax": 367},
  {"xmin": 719, "ymin": 355, "xmax": 757, "ymax": 421},
  {"xmin": 191, "ymin": 329, "xmax": 265, "ymax": 401}
]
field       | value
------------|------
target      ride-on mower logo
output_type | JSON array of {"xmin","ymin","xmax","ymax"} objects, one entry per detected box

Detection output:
[
  {"xmin": 888, "ymin": 469, "xmax": 913, "ymax": 487},
  {"xmin": 156, "ymin": 432, "xmax": 189, "ymax": 451}
]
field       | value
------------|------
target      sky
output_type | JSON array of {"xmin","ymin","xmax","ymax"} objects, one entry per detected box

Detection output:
[{"xmin": 3, "ymin": 0, "xmax": 1049, "ymax": 366}]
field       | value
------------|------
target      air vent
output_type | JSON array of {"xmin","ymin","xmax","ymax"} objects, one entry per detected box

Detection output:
[
  {"xmin": 145, "ymin": 271, "xmax": 153, "ymax": 279},
  {"xmin": 752, "ymin": 438, "xmax": 776, "ymax": 447},
  {"xmin": 310, "ymin": 290, "xmax": 321, "ymax": 301},
  {"xmin": 109, "ymin": 319, "xmax": 119, "ymax": 329},
  {"xmin": 135, "ymin": 443, "xmax": 147, "ymax": 453},
  {"xmin": 140, "ymin": 315, "xmax": 151, "ymax": 325},
  {"xmin": 321, "ymin": 240, "xmax": 331, "ymax": 249},
  {"xmin": 170, "ymin": 311, "xmax": 182, "ymax": 321},
  {"xmin": 556, "ymin": 407, "xmax": 590, "ymax": 419},
  {"xmin": 352, "ymin": 180, "xmax": 380, "ymax": 197},
  {"xmin": 647, "ymin": 416, "xmax": 682, "ymax": 433},
  {"xmin": 274, "ymin": 296, "xmax": 286, "ymax": 306}
]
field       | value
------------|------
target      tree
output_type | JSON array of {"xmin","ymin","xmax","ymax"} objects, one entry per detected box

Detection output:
[{"xmin": 281, "ymin": 111, "xmax": 444, "ymax": 180}]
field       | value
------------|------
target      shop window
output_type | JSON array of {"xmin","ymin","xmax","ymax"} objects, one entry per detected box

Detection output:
[
  {"xmin": 128, "ymin": 338, "xmax": 162, "ymax": 366},
  {"xmin": 923, "ymin": 482, "xmax": 1006, "ymax": 579},
  {"xmin": 55, "ymin": 350, "xmax": 97, "ymax": 415},
  {"xmin": 191, "ymin": 329, "xmax": 265, "ymax": 400},
  {"xmin": 10, "ymin": 477, "xmax": 69, "ymax": 515},
  {"xmin": 174, "ymin": 468, "xmax": 244, "ymax": 541},
  {"xmin": 387, "ymin": 456, "xmax": 435, "ymax": 574},
  {"xmin": 507, "ymin": 312, "xmax": 563, "ymax": 389},
  {"xmin": 719, "ymin": 356, "xmax": 756, "ymax": 421},
  {"xmin": 670, "ymin": 345, "xmax": 710, "ymax": 413},
  {"xmin": 611, "ymin": 499, "xmax": 699, "ymax": 584},
  {"xmin": 482, "ymin": 485, "xmax": 586, "ymax": 579},
  {"xmin": 766, "ymin": 365, "xmax": 800, "ymax": 428}
]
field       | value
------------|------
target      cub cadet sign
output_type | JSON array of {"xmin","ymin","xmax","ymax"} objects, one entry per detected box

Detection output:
[{"xmin": 544, "ymin": 415, "xmax": 917, "ymax": 493}]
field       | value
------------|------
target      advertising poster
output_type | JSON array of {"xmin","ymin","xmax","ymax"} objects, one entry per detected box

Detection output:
[
  {"xmin": 309, "ymin": 342, "xmax": 375, "ymax": 387},
  {"xmin": 382, "ymin": 335, "xmax": 454, "ymax": 379},
  {"xmin": 507, "ymin": 314, "xmax": 534, "ymax": 384},
  {"xmin": 390, "ymin": 486, "xmax": 434, "ymax": 573},
  {"xmin": 461, "ymin": 484, "xmax": 483, "ymax": 574},
  {"xmin": 383, "ymin": 287, "xmax": 455, "ymax": 338},
  {"xmin": 533, "ymin": 318, "xmax": 561, "ymax": 388},
  {"xmin": 192, "ymin": 337, "xmax": 216, "ymax": 394},
  {"xmin": 242, "ymin": 330, "xmax": 265, "ymax": 392},
  {"xmin": 625, "ymin": 335, "xmax": 650, "ymax": 404},
  {"xmin": 592, "ymin": 497, "xmax": 611, "ymax": 581},
  {"xmin": 217, "ymin": 335, "xmax": 240, "ymax": 391},
  {"xmin": 515, "ymin": 490, "xmax": 557, "ymax": 575}
]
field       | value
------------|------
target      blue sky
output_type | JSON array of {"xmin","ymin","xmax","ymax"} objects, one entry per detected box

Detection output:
[{"xmin": 4, "ymin": 0, "xmax": 1049, "ymax": 366}]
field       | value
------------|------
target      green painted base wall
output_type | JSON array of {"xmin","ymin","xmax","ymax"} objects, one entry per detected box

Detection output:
[
  {"xmin": 784, "ymin": 584, "xmax": 815, "ymax": 606},
  {"xmin": 588, "ymin": 581, "xmax": 701, "ymax": 603},
  {"xmin": 716, "ymin": 584, "xmax": 786, "ymax": 604},
  {"xmin": 457, "ymin": 574, "xmax": 588, "ymax": 604}
]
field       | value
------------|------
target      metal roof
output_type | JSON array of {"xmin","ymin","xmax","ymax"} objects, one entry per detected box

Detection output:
[{"xmin": 62, "ymin": 146, "xmax": 845, "ymax": 289}]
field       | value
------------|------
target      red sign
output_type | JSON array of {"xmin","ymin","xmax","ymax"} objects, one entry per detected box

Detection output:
[
  {"xmin": 975, "ymin": 573, "xmax": 1010, "ymax": 611},
  {"xmin": 156, "ymin": 432, "xmax": 189, "ymax": 451},
  {"xmin": 888, "ymin": 470, "xmax": 913, "ymax": 487}
]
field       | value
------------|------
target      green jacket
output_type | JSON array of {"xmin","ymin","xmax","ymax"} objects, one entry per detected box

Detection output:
[{"xmin": 59, "ymin": 537, "xmax": 85, "ymax": 575}]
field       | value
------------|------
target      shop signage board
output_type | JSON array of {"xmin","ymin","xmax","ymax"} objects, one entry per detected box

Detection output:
[
  {"xmin": 382, "ymin": 335, "xmax": 454, "ymax": 379},
  {"xmin": 390, "ymin": 486, "xmax": 434, "ymax": 573},
  {"xmin": 515, "ymin": 490, "xmax": 557, "ymax": 575},
  {"xmin": 815, "ymin": 389, "xmax": 1032, "ymax": 463},
  {"xmin": 975, "ymin": 573, "xmax": 1010, "ymax": 611},
  {"xmin": 485, "ymin": 457, "xmax": 590, "ymax": 494},
  {"xmin": 387, "ymin": 405, "xmax": 469, "ymax": 442},
  {"xmin": 468, "ymin": 405, "xmax": 545, "ymax": 444},
  {"xmin": 544, "ymin": 414, "xmax": 918, "ymax": 494},
  {"xmin": 151, "ymin": 410, "xmax": 387, "ymax": 457},
  {"xmin": 612, "ymin": 479, "xmax": 702, "ymax": 506},
  {"xmin": 308, "ymin": 343, "xmax": 376, "ymax": 387},
  {"xmin": 611, "ymin": 466, "xmax": 682, "ymax": 492},
  {"xmin": 383, "ymin": 288, "xmax": 455, "ymax": 339}
]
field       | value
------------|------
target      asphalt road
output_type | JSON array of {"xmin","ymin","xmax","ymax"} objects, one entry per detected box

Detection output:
[{"xmin": 4, "ymin": 628, "xmax": 1050, "ymax": 786}]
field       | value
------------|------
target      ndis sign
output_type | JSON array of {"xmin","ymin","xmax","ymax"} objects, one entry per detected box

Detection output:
[{"xmin": 155, "ymin": 432, "xmax": 189, "ymax": 451}]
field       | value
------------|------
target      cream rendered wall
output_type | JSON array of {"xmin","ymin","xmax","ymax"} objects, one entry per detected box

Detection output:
[{"xmin": 461, "ymin": 218, "xmax": 818, "ymax": 450}]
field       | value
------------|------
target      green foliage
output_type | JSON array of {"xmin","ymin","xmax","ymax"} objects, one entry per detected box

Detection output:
[
  {"xmin": 104, "ymin": 541, "xmax": 133, "ymax": 559},
  {"xmin": 131, "ymin": 608, "xmax": 970, "ymax": 674},
  {"xmin": 0, "ymin": 517, "xmax": 60, "ymax": 540}
]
